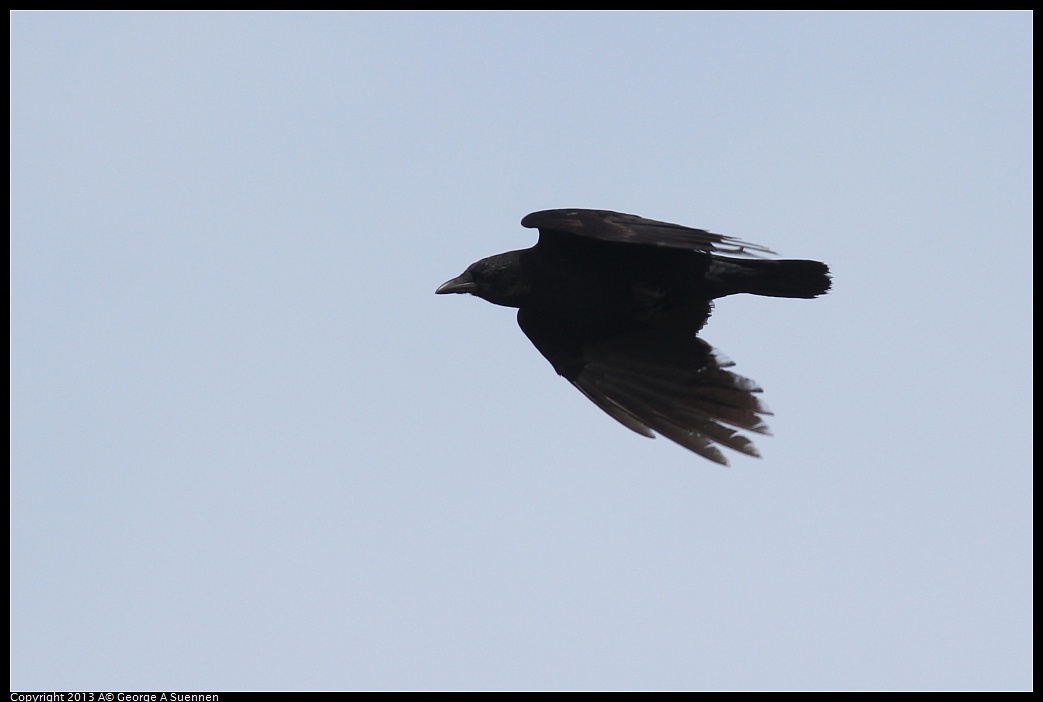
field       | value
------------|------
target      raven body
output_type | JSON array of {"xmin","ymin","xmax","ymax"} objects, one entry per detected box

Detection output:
[{"xmin": 436, "ymin": 209, "xmax": 830, "ymax": 465}]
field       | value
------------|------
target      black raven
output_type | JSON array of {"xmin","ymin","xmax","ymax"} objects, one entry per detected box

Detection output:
[{"xmin": 436, "ymin": 209, "xmax": 830, "ymax": 465}]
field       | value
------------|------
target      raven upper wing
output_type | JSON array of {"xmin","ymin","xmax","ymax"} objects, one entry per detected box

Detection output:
[
  {"xmin": 517, "ymin": 307, "xmax": 772, "ymax": 465},
  {"xmin": 521, "ymin": 208, "xmax": 774, "ymax": 257}
]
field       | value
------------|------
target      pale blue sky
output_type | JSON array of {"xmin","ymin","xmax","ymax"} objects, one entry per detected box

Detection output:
[{"xmin": 11, "ymin": 11, "xmax": 1032, "ymax": 691}]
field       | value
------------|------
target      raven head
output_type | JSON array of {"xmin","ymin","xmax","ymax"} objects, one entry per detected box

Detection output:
[{"xmin": 436, "ymin": 251, "xmax": 530, "ymax": 308}]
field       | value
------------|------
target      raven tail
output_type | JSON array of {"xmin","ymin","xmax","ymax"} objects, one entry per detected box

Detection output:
[{"xmin": 711, "ymin": 258, "xmax": 831, "ymax": 299}]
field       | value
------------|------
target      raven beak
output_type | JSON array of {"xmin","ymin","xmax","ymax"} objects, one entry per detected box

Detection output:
[{"xmin": 436, "ymin": 273, "xmax": 477, "ymax": 295}]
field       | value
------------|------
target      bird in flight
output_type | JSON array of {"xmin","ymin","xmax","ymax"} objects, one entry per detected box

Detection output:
[{"xmin": 436, "ymin": 209, "xmax": 831, "ymax": 465}]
